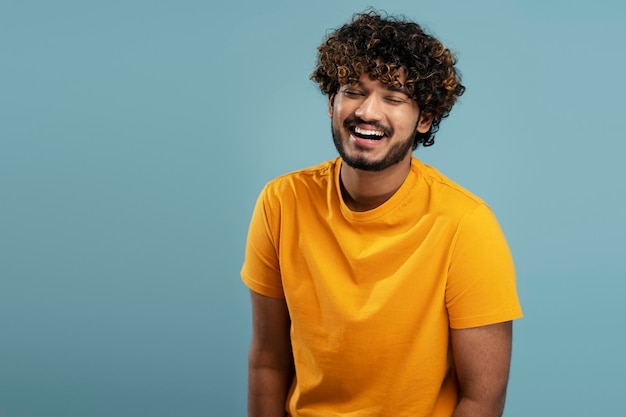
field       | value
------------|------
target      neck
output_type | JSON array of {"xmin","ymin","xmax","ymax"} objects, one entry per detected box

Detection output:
[{"xmin": 340, "ymin": 156, "xmax": 412, "ymax": 212}]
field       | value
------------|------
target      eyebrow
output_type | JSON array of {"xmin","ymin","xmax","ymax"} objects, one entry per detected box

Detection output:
[
  {"xmin": 385, "ymin": 84, "xmax": 410, "ymax": 96},
  {"xmin": 344, "ymin": 81, "xmax": 410, "ymax": 96}
]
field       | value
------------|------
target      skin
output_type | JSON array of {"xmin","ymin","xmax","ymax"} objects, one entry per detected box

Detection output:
[
  {"xmin": 450, "ymin": 322, "xmax": 513, "ymax": 417},
  {"xmin": 329, "ymin": 73, "xmax": 432, "ymax": 211},
  {"xmin": 248, "ymin": 291, "xmax": 293, "ymax": 417},
  {"xmin": 248, "ymin": 73, "xmax": 514, "ymax": 416}
]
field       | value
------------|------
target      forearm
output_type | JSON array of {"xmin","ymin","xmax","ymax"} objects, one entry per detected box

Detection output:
[
  {"xmin": 248, "ymin": 290, "xmax": 294, "ymax": 417},
  {"xmin": 450, "ymin": 322, "xmax": 512, "ymax": 417},
  {"xmin": 451, "ymin": 394, "xmax": 506, "ymax": 417},
  {"xmin": 248, "ymin": 359, "xmax": 294, "ymax": 417}
]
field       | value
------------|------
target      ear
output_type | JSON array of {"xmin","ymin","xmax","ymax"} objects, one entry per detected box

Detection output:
[
  {"xmin": 417, "ymin": 112, "xmax": 433, "ymax": 134},
  {"xmin": 328, "ymin": 94, "xmax": 335, "ymax": 117}
]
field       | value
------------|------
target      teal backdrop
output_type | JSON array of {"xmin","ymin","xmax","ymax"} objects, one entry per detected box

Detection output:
[{"xmin": 2, "ymin": 0, "xmax": 625, "ymax": 415}]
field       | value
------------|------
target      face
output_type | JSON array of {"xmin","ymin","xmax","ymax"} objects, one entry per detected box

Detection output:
[{"xmin": 329, "ymin": 72, "xmax": 432, "ymax": 172}]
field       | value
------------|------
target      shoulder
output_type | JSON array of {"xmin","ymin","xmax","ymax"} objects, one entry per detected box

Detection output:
[
  {"xmin": 262, "ymin": 158, "xmax": 338, "ymax": 203},
  {"xmin": 412, "ymin": 158, "xmax": 487, "ymax": 217}
]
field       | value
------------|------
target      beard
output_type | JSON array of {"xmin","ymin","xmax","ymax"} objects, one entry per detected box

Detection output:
[{"xmin": 331, "ymin": 116, "xmax": 417, "ymax": 172}]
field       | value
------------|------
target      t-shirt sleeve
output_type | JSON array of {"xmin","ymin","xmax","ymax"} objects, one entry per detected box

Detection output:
[
  {"xmin": 240, "ymin": 187, "xmax": 285, "ymax": 299},
  {"xmin": 445, "ymin": 203, "xmax": 523, "ymax": 329}
]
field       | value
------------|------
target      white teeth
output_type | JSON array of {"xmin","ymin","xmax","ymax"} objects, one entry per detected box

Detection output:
[{"xmin": 354, "ymin": 126, "xmax": 384, "ymax": 137}]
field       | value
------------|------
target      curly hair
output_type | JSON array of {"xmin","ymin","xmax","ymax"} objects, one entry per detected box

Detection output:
[{"xmin": 310, "ymin": 9, "xmax": 465, "ymax": 148}]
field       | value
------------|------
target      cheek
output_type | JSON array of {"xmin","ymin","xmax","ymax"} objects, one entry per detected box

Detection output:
[
  {"xmin": 331, "ymin": 96, "xmax": 357, "ymax": 118},
  {"xmin": 390, "ymin": 112, "xmax": 419, "ymax": 133},
  {"xmin": 330, "ymin": 104, "xmax": 350, "ymax": 127},
  {"xmin": 401, "ymin": 110, "xmax": 422, "ymax": 133},
  {"xmin": 331, "ymin": 100, "xmax": 344, "ymax": 116}
]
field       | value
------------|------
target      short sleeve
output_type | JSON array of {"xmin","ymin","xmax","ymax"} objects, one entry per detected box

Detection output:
[
  {"xmin": 446, "ymin": 204, "xmax": 523, "ymax": 329},
  {"xmin": 240, "ymin": 187, "xmax": 285, "ymax": 299}
]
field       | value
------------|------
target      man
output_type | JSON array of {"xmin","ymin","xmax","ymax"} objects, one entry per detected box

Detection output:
[{"xmin": 242, "ymin": 10, "xmax": 522, "ymax": 417}]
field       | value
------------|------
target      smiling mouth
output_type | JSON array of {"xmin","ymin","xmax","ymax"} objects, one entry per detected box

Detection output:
[{"xmin": 351, "ymin": 126, "xmax": 386, "ymax": 140}]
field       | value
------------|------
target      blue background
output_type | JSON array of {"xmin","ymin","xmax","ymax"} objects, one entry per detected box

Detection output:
[{"xmin": 2, "ymin": 0, "xmax": 625, "ymax": 415}]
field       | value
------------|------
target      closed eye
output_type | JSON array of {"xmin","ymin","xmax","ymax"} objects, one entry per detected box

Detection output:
[
  {"xmin": 385, "ymin": 97, "xmax": 406, "ymax": 104},
  {"xmin": 343, "ymin": 90, "xmax": 364, "ymax": 97}
]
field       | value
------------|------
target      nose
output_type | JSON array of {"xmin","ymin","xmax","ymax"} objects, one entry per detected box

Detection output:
[{"xmin": 354, "ymin": 94, "xmax": 383, "ymax": 121}]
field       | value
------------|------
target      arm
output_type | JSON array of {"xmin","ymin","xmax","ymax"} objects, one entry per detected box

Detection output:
[
  {"xmin": 450, "ymin": 321, "xmax": 513, "ymax": 417},
  {"xmin": 248, "ymin": 289, "xmax": 294, "ymax": 417}
]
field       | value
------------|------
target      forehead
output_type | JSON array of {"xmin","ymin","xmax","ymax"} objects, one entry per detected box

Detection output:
[{"xmin": 345, "ymin": 72, "xmax": 409, "ymax": 94}]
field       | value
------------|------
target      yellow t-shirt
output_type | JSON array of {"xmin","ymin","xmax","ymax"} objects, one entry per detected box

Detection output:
[{"xmin": 242, "ymin": 157, "xmax": 523, "ymax": 417}]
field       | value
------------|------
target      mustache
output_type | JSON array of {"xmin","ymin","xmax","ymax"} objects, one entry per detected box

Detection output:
[{"xmin": 343, "ymin": 117, "xmax": 393, "ymax": 137}]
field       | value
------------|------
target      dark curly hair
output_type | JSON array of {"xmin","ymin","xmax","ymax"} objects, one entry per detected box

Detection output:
[{"xmin": 310, "ymin": 9, "xmax": 465, "ymax": 148}]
